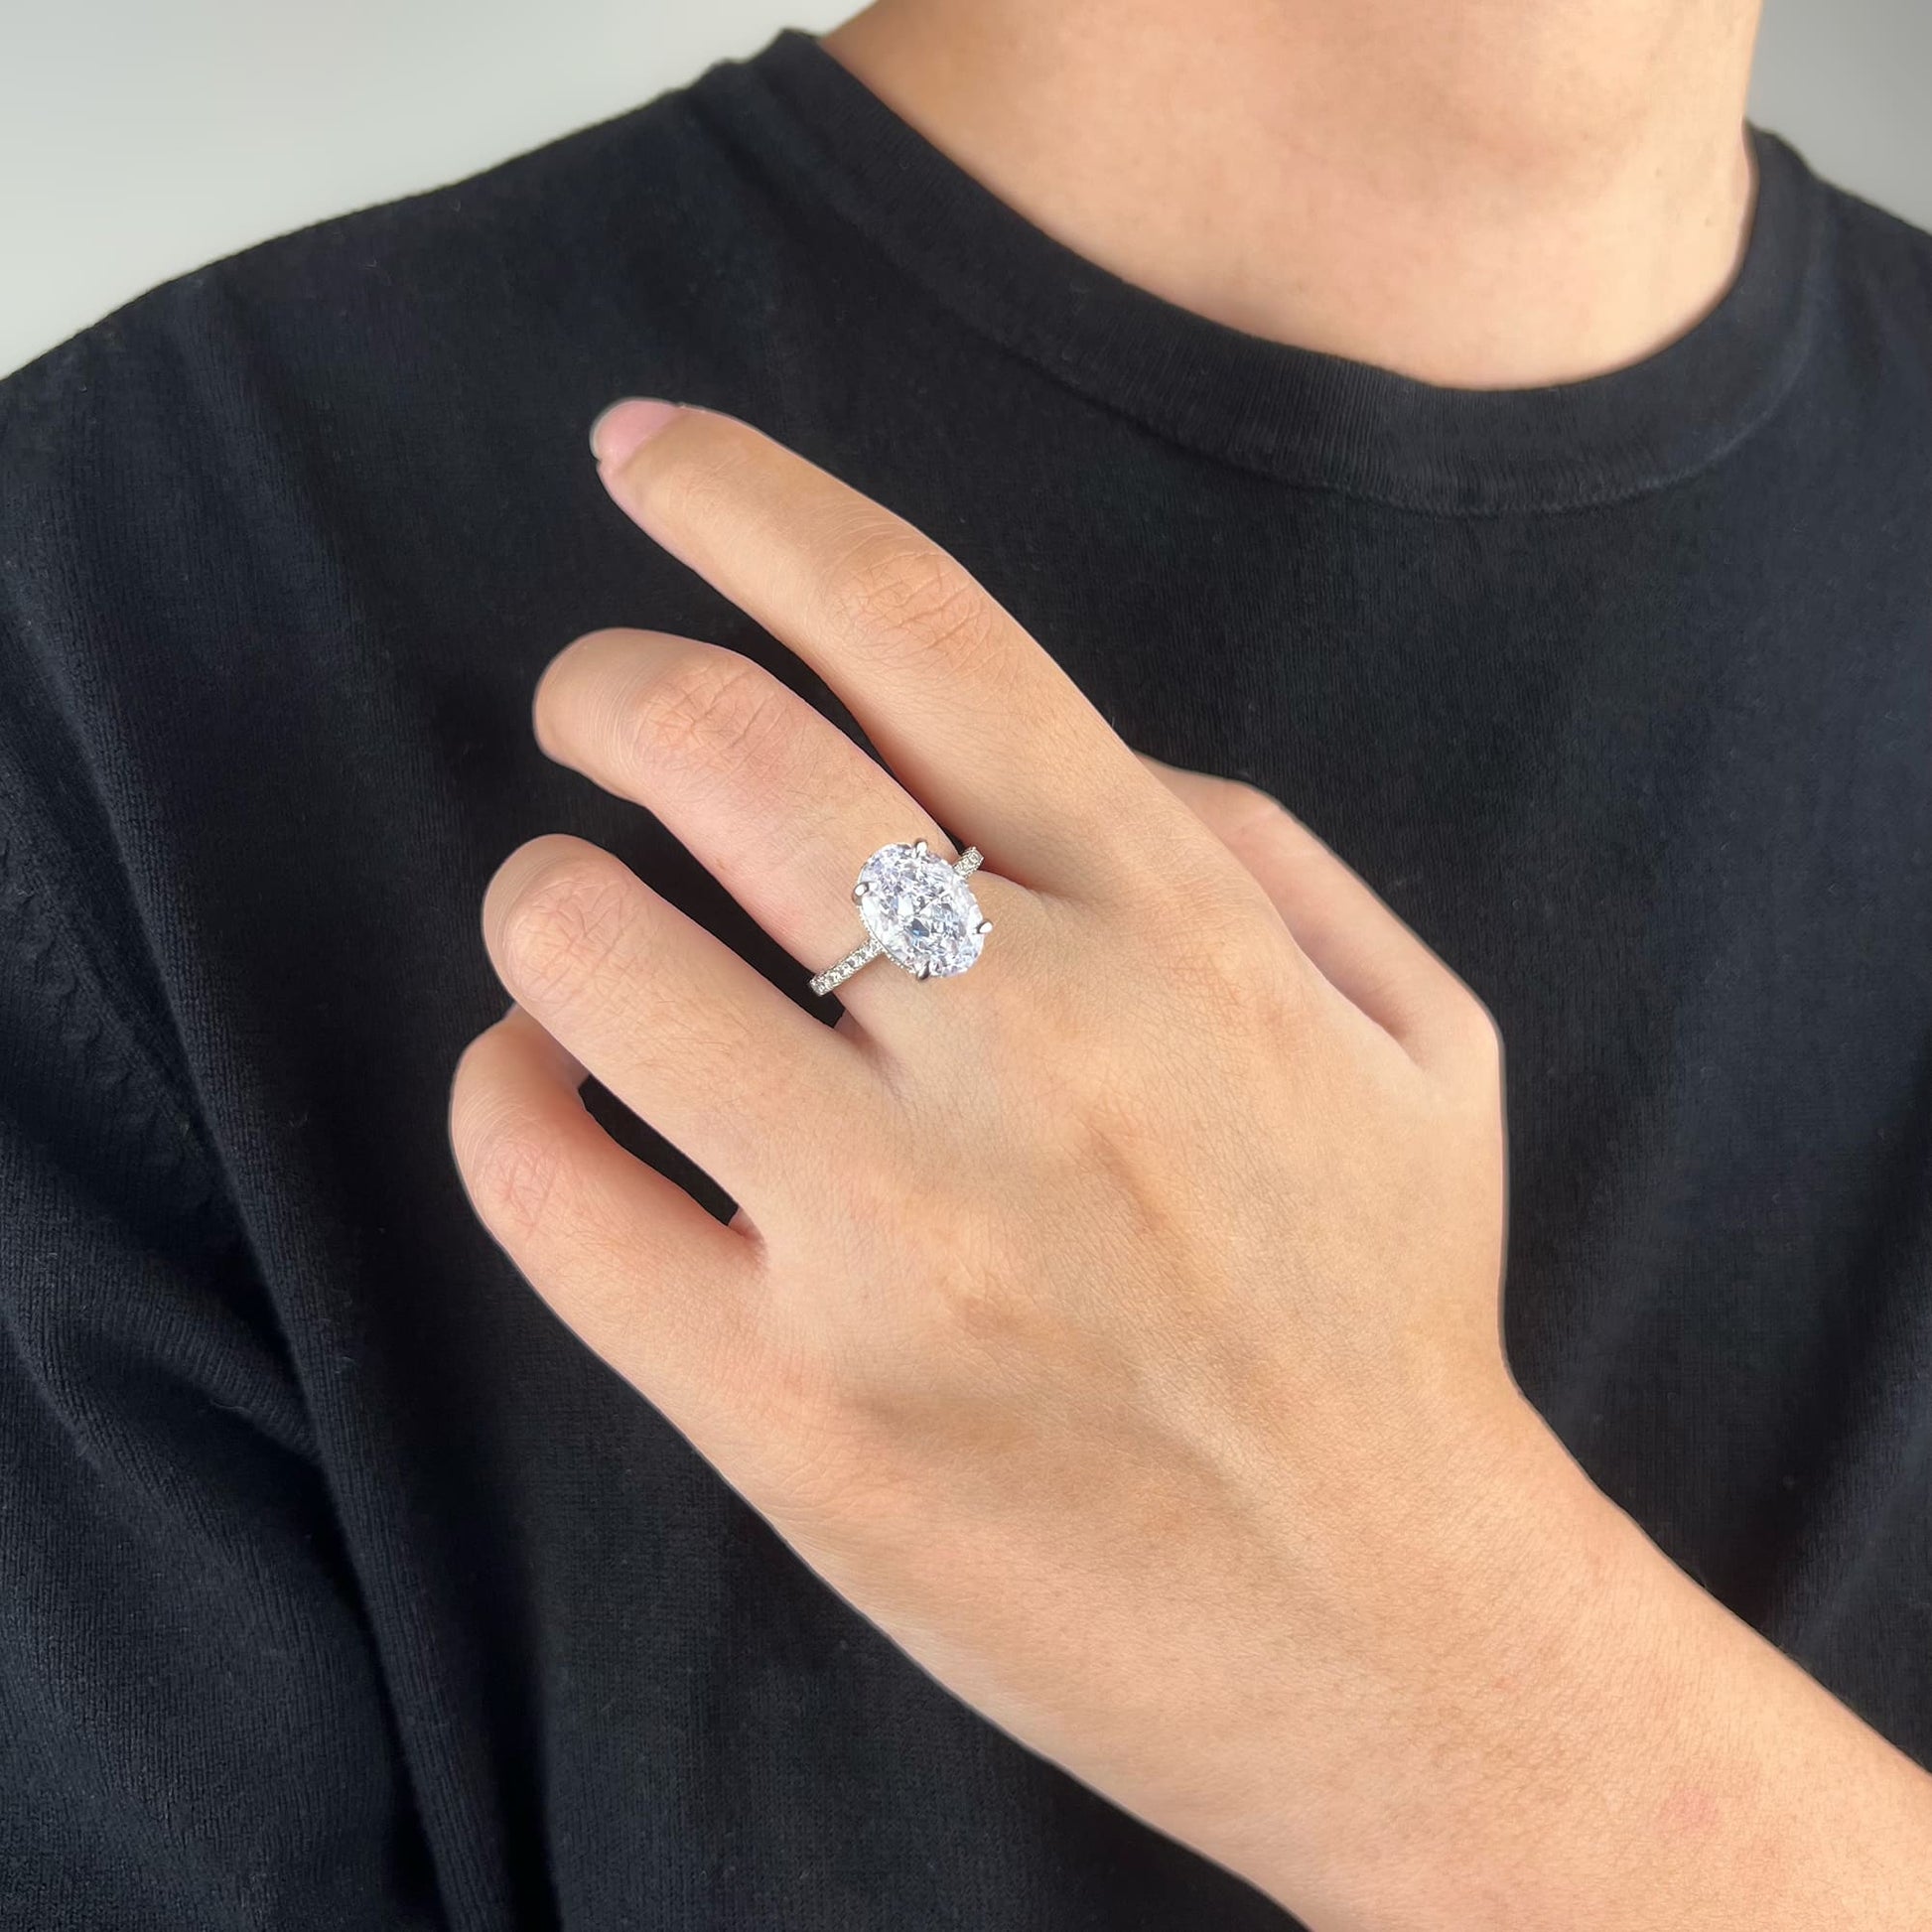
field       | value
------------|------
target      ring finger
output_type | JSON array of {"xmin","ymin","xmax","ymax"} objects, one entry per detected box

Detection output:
[{"xmin": 532, "ymin": 627, "xmax": 1036, "ymax": 1016}]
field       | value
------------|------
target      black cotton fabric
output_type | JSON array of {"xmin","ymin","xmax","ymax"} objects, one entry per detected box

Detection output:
[{"xmin": 3, "ymin": 27, "xmax": 1930, "ymax": 1930}]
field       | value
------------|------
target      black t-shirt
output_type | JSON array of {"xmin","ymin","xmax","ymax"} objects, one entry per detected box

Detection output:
[{"xmin": 3, "ymin": 28, "xmax": 1929, "ymax": 1931}]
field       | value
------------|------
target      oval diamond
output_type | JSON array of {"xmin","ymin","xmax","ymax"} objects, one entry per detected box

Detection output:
[{"xmin": 855, "ymin": 842, "xmax": 986, "ymax": 980}]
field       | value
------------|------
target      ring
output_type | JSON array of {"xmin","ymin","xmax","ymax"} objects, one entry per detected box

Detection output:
[{"xmin": 808, "ymin": 840, "xmax": 992, "ymax": 997}]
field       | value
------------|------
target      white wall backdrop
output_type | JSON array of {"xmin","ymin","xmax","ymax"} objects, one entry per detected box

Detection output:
[{"xmin": 2, "ymin": 0, "xmax": 1928, "ymax": 380}]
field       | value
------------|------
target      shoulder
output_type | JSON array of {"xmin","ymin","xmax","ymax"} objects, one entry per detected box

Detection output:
[
  {"xmin": 0, "ymin": 57, "xmax": 776, "ymax": 498},
  {"xmin": 0, "ymin": 50, "xmax": 813, "ymax": 1029},
  {"xmin": 1799, "ymin": 146, "xmax": 1932, "ymax": 387},
  {"xmin": 0, "ymin": 43, "xmax": 817, "ymax": 729},
  {"xmin": 0, "ymin": 32, "xmax": 842, "ymax": 578},
  {"xmin": 1817, "ymin": 166, "xmax": 1932, "ymax": 295}
]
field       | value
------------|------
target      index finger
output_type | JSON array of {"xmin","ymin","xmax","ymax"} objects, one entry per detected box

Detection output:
[{"xmin": 589, "ymin": 399, "xmax": 1173, "ymax": 893}]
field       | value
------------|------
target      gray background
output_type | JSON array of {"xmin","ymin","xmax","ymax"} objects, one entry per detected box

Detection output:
[{"xmin": 1, "ymin": 0, "xmax": 1927, "ymax": 379}]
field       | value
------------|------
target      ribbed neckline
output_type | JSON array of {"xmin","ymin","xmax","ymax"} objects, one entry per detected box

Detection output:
[{"xmin": 691, "ymin": 28, "xmax": 1828, "ymax": 516}]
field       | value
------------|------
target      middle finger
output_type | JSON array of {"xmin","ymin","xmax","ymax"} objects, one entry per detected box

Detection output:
[{"xmin": 591, "ymin": 401, "xmax": 1173, "ymax": 894}]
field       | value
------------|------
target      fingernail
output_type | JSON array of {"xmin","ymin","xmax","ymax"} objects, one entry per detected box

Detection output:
[{"xmin": 589, "ymin": 397, "xmax": 681, "ymax": 469}]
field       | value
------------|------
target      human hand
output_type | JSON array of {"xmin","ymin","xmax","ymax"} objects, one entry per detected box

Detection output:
[{"xmin": 450, "ymin": 400, "xmax": 1585, "ymax": 1925}]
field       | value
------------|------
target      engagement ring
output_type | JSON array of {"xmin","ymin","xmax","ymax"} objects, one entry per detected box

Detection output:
[{"xmin": 808, "ymin": 841, "xmax": 991, "ymax": 997}]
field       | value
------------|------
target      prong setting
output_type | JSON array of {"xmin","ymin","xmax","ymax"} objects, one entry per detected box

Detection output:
[{"xmin": 811, "ymin": 843, "xmax": 990, "ymax": 995}]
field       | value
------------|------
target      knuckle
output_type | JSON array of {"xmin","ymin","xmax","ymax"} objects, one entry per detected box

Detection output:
[
  {"xmin": 774, "ymin": 1440, "xmax": 923, "ymax": 1557},
  {"xmin": 720, "ymin": 1328, "xmax": 914, "ymax": 1537},
  {"xmin": 497, "ymin": 852, "xmax": 639, "ymax": 1010},
  {"xmin": 625, "ymin": 649, "xmax": 792, "ymax": 786},
  {"xmin": 448, "ymin": 1037, "xmax": 576, "ymax": 1241},
  {"xmin": 1211, "ymin": 781, "xmax": 1317, "ymax": 882},
  {"xmin": 1216, "ymin": 778, "xmax": 1295, "ymax": 849},
  {"xmin": 1446, "ymin": 986, "xmax": 1506, "ymax": 1079},
  {"xmin": 825, "ymin": 528, "xmax": 1001, "ymax": 672},
  {"xmin": 1167, "ymin": 906, "xmax": 1308, "ymax": 1035},
  {"xmin": 457, "ymin": 1095, "xmax": 573, "ymax": 1242}
]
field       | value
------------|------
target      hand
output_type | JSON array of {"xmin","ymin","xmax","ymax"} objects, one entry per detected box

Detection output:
[
  {"xmin": 448, "ymin": 394, "xmax": 1538, "ymax": 1913},
  {"xmin": 449, "ymin": 402, "xmax": 1932, "ymax": 1930}
]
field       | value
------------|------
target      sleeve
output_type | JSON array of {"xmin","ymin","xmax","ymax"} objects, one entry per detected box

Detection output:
[{"xmin": 0, "ymin": 356, "xmax": 443, "ymax": 1929}]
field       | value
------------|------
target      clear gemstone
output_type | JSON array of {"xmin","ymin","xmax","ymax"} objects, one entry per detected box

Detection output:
[{"xmin": 855, "ymin": 843, "xmax": 986, "ymax": 980}]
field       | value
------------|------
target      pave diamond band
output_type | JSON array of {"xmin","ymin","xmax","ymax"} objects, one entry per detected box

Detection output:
[
  {"xmin": 809, "ymin": 842, "xmax": 989, "ymax": 997},
  {"xmin": 807, "ymin": 935, "xmax": 885, "ymax": 999}
]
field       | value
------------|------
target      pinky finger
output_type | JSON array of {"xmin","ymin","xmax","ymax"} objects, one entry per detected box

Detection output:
[
  {"xmin": 449, "ymin": 1002, "xmax": 765, "ymax": 1431},
  {"xmin": 1138, "ymin": 754, "xmax": 1494, "ymax": 1070}
]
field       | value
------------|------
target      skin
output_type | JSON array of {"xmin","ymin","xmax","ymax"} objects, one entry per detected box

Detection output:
[
  {"xmin": 822, "ymin": 0, "xmax": 1763, "ymax": 387},
  {"xmin": 449, "ymin": 400, "xmax": 1932, "ymax": 1927}
]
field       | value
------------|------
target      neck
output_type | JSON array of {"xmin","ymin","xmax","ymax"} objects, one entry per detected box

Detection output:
[{"xmin": 822, "ymin": 0, "xmax": 1762, "ymax": 388}]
